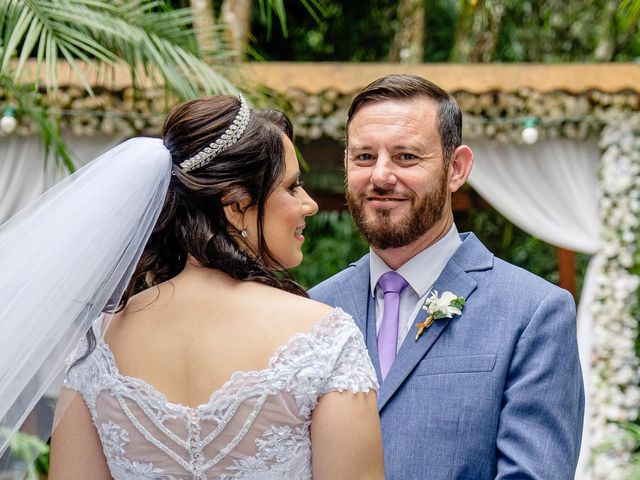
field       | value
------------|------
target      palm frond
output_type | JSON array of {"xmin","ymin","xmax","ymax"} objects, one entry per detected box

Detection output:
[
  {"xmin": 258, "ymin": 0, "xmax": 288, "ymax": 38},
  {"xmin": 1, "ymin": 0, "xmax": 118, "ymax": 95},
  {"xmin": 257, "ymin": 0, "xmax": 328, "ymax": 38},
  {"xmin": 1, "ymin": 0, "xmax": 240, "ymax": 99},
  {"xmin": 0, "ymin": 0, "xmax": 245, "ymax": 172},
  {"xmin": 0, "ymin": 73, "xmax": 75, "ymax": 172},
  {"xmin": 298, "ymin": 0, "xmax": 328, "ymax": 25},
  {"xmin": 619, "ymin": 0, "xmax": 640, "ymax": 32},
  {"xmin": 68, "ymin": 1, "xmax": 238, "ymax": 97}
]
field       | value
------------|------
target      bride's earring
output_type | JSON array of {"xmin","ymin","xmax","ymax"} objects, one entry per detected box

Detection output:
[{"xmin": 240, "ymin": 229, "xmax": 248, "ymax": 238}]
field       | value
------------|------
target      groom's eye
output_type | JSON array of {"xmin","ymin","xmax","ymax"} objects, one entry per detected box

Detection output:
[{"xmin": 353, "ymin": 153, "xmax": 374, "ymax": 163}]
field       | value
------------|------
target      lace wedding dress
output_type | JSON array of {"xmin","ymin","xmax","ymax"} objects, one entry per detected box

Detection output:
[{"xmin": 64, "ymin": 308, "xmax": 378, "ymax": 479}]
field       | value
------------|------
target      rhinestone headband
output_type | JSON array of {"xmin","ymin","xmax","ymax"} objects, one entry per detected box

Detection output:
[{"xmin": 179, "ymin": 95, "xmax": 251, "ymax": 173}]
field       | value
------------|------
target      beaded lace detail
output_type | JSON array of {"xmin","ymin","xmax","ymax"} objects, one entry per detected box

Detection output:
[{"xmin": 64, "ymin": 308, "xmax": 378, "ymax": 479}]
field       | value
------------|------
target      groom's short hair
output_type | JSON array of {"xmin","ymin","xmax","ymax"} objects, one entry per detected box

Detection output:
[{"xmin": 346, "ymin": 74, "xmax": 462, "ymax": 164}]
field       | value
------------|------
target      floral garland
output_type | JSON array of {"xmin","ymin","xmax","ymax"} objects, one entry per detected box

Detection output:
[{"xmin": 590, "ymin": 120, "xmax": 640, "ymax": 479}]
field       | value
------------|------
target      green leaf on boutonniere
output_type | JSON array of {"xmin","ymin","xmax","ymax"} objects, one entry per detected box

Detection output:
[{"xmin": 415, "ymin": 291, "xmax": 466, "ymax": 340}]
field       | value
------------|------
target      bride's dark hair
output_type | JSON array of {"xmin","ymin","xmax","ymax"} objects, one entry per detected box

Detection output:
[
  {"xmin": 73, "ymin": 96, "xmax": 306, "ymax": 368},
  {"xmin": 122, "ymin": 95, "xmax": 307, "ymax": 303}
]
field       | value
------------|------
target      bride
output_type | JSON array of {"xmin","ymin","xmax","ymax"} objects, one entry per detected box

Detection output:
[{"xmin": 0, "ymin": 95, "xmax": 383, "ymax": 478}]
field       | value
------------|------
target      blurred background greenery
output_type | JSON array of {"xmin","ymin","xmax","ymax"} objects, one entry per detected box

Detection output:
[{"xmin": 249, "ymin": 0, "xmax": 640, "ymax": 63}]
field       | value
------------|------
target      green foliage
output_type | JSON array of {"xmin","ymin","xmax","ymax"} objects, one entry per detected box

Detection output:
[
  {"xmin": 620, "ymin": 0, "xmax": 640, "ymax": 33},
  {"xmin": 253, "ymin": 0, "xmax": 640, "ymax": 62},
  {"xmin": 256, "ymin": 0, "xmax": 328, "ymax": 38},
  {"xmin": 0, "ymin": 0, "xmax": 240, "ymax": 172},
  {"xmin": 451, "ymin": 297, "xmax": 465, "ymax": 309},
  {"xmin": 424, "ymin": 0, "xmax": 457, "ymax": 62},
  {"xmin": 491, "ymin": 0, "xmax": 637, "ymax": 62},
  {"xmin": 614, "ymin": 422, "xmax": 640, "ymax": 479},
  {"xmin": 0, "ymin": 0, "xmax": 238, "ymax": 98},
  {"xmin": 0, "ymin": 73, "xmax": 74, "ymax": 171},
  {"xmin": 0, "ymin": 428, "xmax": 49, "ymax": 478},
  {"xmin": 291, "ymin": 210, "xmax": 368, "ymax": 288},
  {"xmin": 251, "ymin": 0, "xmax": 397, "ymax": 61}
]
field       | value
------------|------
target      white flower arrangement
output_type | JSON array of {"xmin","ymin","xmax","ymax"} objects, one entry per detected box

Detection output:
[
  {"xmin": 415, "ymin": 291, "xmax": 465, "ymax": 341},
  {"xmin": 591, "ymin": 121, "xmax": 640, "ymax": 480}
]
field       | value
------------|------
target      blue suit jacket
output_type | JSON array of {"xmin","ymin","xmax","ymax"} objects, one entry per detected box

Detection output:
[{"xmin": 310, "ymin": 233, "xmax": 584, "ymax": 480}]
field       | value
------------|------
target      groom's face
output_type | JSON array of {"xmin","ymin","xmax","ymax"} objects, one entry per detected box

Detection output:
[{"xmin": 345, "ymin": 96, "xmax": 450, "ymax": 250}]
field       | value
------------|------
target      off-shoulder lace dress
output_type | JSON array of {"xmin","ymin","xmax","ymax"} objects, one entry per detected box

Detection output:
[{"xmin": 64, "ymin": 308, "xmax": 378, "ymax": 479}]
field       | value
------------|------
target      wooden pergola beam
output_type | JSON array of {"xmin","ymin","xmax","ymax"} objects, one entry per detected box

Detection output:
[
  {"xmin": 244, "ymin": 62, "xmax": 640, "ymax": 94},
  {"xmin": 16, "ymin": 61, "xmax": 640, "ymax": 94}
]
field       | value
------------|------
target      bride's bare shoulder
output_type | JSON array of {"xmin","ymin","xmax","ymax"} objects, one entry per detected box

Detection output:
[
  {"xmin": 106, "ymin": 278, "xmax": 337, "ymax": 348},
  {"xmin": 245, "ymin": 282, "xmax": 336, "ymax": 331}
]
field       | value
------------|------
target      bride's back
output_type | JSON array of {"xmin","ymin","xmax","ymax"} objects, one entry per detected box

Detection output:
[
  {"xmin": 59, "ymin": 267, "xmax": 379, "ymax": 479},
  {"xmin": 50, "ymin": 96, "xmax": 384, "ymax": 479},
  {"xmin": 104, "ymin": 266, "xmax": 333, "ymax": 409}
]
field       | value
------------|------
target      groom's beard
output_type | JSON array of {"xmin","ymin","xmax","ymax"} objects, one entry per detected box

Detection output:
[{"xmin": 346, "ymin": 171, "xmax": 448, "ymax": 250}]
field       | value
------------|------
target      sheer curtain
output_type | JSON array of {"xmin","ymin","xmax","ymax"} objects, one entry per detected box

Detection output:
[
  {"xmin": 0, "ymin": 134, "xmax": 124, "ymax": 225},
  {"xmin": 467, "ymin": 138, "xmax": 601, "ymax": 479}
]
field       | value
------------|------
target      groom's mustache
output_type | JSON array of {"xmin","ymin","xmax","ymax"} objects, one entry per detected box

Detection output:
[
  {"xmin": 363, "ymin": 187, "xmax": 412, "ymax": 200},
  {"xmin": 370, "ymin": 187, "xmax": 396, "ymax": 196}
]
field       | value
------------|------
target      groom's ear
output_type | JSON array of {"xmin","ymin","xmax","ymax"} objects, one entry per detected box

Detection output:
[{"xmin": 448, "ymin": 145, "xmax": 474, "ymax": 193}]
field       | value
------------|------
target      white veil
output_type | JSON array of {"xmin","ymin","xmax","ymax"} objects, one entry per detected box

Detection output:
[{"xmin": 0, "ymin": 137, "xmax": 172, "ymax": 458}]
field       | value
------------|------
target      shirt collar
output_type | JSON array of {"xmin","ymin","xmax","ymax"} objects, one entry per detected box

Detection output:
[{"xmin": 369, "ymin": 224, "xmax": 462, "ymax": 297}]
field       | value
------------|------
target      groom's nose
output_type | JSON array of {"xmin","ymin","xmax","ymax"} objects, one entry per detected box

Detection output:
[{"xmin": 370, "ymin": 155, "xmax": 397, "ymax": 189}]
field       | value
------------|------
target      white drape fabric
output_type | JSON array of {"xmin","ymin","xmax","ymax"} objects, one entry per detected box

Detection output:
[
  {"xmin": 467, "ymin": 138, "xmax": 601, "ymax": 479},
  {"xmin": 0, "ymin": 134, "xmax": 124, "ymax": 224},
  {"xmin": 467, "ymin": 138, "xmax": 600, "ymax": 253}
]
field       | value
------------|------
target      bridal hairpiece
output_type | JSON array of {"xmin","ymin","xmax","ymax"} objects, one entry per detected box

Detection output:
[{"xmin": 179, "ymin": 95, "xmax": 251, "ymax": 173}]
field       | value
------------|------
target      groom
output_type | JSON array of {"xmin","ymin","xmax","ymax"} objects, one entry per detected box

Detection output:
[{"xmin": 310, "ymin": 74, "xmax": 584, "ymax": 479}]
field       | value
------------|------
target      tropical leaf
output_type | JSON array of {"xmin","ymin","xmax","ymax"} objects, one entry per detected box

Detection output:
[
  {"xmin": 1, "ymin": 0, "xmax": 239, "ymax": 98},
  {"xmin": 619, "ymin": 0, "xmax": 640, "ymax": 32},
  {"xmin": 257, "ymin": 0, "xmax": 328, "ymax": 38},
  {"xmin": 0, "ymin": 0, "xmax": 243, "ymax": 171}
]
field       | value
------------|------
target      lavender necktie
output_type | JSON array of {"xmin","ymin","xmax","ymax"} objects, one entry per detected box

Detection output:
[{"xmin": 377, "ymin": 271, "xmax": 409, "ymax": 380}]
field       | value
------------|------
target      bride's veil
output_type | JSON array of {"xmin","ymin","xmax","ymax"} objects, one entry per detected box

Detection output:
[{"xmin": 0, "ymin": 137, "xmax": 172, "ymax": 462}]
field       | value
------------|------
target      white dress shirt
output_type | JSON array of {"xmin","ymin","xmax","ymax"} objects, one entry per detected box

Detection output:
[{"xmin": 370, "ymin": 224, "xmax": 462, "ymax": 353}]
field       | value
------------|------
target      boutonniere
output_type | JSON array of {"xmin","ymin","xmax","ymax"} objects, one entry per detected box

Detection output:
[{"xmin": 415, "ymin": 290, "xmax": 465, "ymax": 341}]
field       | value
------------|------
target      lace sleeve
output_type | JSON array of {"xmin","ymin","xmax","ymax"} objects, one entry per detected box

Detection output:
[
  {"xmin": 63, "ymin": 336, "xmax": 96, "ymax": 390},
  {"xmin": 62, "ymin": 324, "xmax": 110, "ymax": 411},
  {"xmin": 320, "ymin": 311, "xmax": 379, "ymax": 395}
]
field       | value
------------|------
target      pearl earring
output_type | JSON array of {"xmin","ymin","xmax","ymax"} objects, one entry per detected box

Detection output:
[{"xmin": 240, "ymin": 230, "xmax": 248, "ymax": 238}]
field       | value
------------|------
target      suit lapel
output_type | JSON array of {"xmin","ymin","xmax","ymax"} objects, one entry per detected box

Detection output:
[
  {"xmin": 377, "ymin": 235, "xmax": 491, "ymax": 411},
  {"xmin": 337, "ymin": 256, "xmax": 370, "ymax": 332},
  {"xmin": 334, "ymin": 256, "xmax": 383, "ymax": 382}
]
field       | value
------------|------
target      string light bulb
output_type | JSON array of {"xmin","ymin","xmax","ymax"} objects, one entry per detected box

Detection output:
[
  {"xmin": 521, "ymin": 117, "xmax": 539, "ymax": 145},
  {"xmin": 0, "ymin": 106, "xmax": 17, "ymax": 134}
]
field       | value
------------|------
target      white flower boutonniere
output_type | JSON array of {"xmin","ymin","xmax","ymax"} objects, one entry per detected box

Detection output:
[{"xmin": 415, "ymin": 290, "xmax": 466, "ymax": 341}]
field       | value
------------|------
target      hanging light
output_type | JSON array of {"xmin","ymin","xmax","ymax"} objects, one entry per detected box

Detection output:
[
  {"xmin": 0, "ymin": 106, "xmax": 17, "ymax": 134},
  {"xmin": 521, "ymin": 117, "xmax": 539, "ymax": 145}
]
